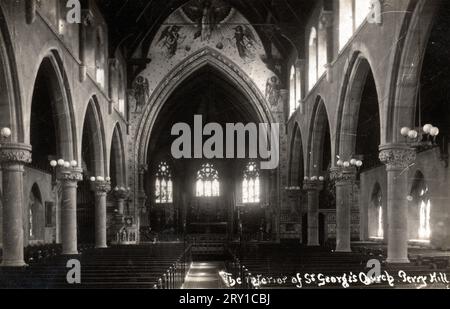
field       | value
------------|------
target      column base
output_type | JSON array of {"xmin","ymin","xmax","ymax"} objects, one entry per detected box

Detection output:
[
  {"xmin": 62, "ymin": 251, "xmax": 79, "ymax": 256},
  {"xmin": 95, "ymin": 245, "xmax": 108, "ymax": 249},
  {"xmin": 307, "ymin": 242, "xmax": 320, "ymax": 247},
  {"xmin": 386, "ymin": 258, "xmax": 410, "ymax": 264},
  {"xmin": 335, "ymin": 248, "xmax": 352, "ymax": 253},
  {"xmin": 1, "ymin": 260, "xmax": 28, "ymax": 268}
]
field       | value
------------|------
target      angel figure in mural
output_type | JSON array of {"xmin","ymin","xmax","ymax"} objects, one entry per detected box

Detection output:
[
  {"xmin": 265, "ymin": 76, "xmax": 281, "ymax": 107},
  {"xmin": 183, "ymin": 0, "xmax": 232, "ymax": 42},
  {"xmin": 158, "ymin": 25, "xmax": 186, "ymax": 58},
  {"xmin": 231, "ymin": 25, "xmax": 258, "ymax": 61},
  {"xmin": 133, "ymin": 76, "xmax": 149, "ymax": 112}
]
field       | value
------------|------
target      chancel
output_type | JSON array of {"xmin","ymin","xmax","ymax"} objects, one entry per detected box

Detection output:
[{"xmin": 0, "ymin": 0, "xmax": 450, "ymax": 290}]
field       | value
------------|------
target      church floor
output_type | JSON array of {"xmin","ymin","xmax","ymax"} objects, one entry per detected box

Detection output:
[{"xmin": 183, "ymin": 262, "xmax": 226, "ymax": 289}]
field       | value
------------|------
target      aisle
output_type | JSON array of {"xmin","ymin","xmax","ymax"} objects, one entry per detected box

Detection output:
[{"xmin": 183, "ymin": 262, "xmax": 226, "ymax": 289}]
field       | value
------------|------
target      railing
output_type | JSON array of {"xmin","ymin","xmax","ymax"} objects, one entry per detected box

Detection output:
[{"xmin": 154, "ymin": 244, "xmax": 192, "ymax": 289}]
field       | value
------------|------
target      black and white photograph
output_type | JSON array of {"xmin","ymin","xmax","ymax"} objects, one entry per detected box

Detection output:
[{"xmin": 0, "ymin": 0, "xmax": 449, "ymax": 297}]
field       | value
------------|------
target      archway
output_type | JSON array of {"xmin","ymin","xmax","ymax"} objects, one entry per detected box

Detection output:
[
  {"xmin": 77, "ymin": 98, "xmax": 106, "ymax": 245},
  {"xmin": 336, "ymin": 53, "xmax": 381, "ymax": 165},
  {"xmin": 30, "ymin": 54, "xmax": 77, "ymax": 170},
  {"xmin": 0, "ymin": 6, "xmax": 23, "ymax": 143},
  {"xmin": 308, "ymin": 97, "xmax": 332, "ymax": 179},
  {"xmin": 390, "ymin": 0, "xmax": 440, "ymax": 143},
  {"xmin": 133, "ymin": 48, "xmax": 274, "ymax": 236},
  {"xmin": 142, "ymin": 62, "xmax": 271, "ymax": 241},
  {"xmin": 135, "ymin": 48, "xmax": 273, "ymax": 167},
  {"xmin": 305, "ymin": 97, "xmax": 332, "ymax": 246},
  {"xmin": 289, "ymin": 123, "xmax": 305, "ymax": 187},
  {"xmin": 110, "ymin": 124, "xmax": 126, "ymax": 189}
]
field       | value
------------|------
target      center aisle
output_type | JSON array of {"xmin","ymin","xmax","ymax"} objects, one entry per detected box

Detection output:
[{"xmin": 183, "ymin": 262, "xmax": 227, "ymax": 289}]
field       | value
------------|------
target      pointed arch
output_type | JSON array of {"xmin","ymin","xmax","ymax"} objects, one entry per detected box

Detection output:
[
  {"xmin": 81, "ymin": 96, "xmax": 107, "ymax": 176},
  {"xmin": 0, "ymin": 5, "xmax": 24, "ymax": 142},
  {"xmin": 308, "ymin": 97, "xmax": 332, "ymax": 176},
  {"xmin": 30, "ymin": 51, "xmax": 77, "ymax": 161},
  {"xmin": 135, "ymin": 47, "xmax": 273, "ymax": 166},
  {"xmin": 110, "ymin": 123, "xmax": 126, "ymax": 187},
  {"xmin": 336, "ymin": 52, "xmax": 382, "ymax": 161},
  {"xmin": 389, "ymin": 0, "xmax": 440, "ymax": 143},
  {"xmin": 289, "ymin": 122, "xmax": 305, "ymax": 186}
]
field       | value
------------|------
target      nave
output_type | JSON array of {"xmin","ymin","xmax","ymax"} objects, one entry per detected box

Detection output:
[{"xmin": 1, "ymin": 0, "xmax": 450, "ymax": 291}]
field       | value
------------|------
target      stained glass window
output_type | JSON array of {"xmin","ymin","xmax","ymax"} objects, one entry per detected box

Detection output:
[
  {"xmin": 196, "ymin": 163, "xmax": 220, "ymax": 197},
  {"xmin": 418, "ymin": 187, "xmax": 431, "ymax": 240},
  {"xmin": 376, "ymin": 192, "xmax": 383, "ymax": 239},
  {"xmin": 242, "ymin": 162, "xmax": 260, "ymax": 204},
  {"xmin": 155, "ymin": 162, "xmax": 173, "ymax": 204}
]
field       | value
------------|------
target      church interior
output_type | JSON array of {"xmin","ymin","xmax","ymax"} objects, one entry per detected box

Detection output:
[{"xmin": 0, "ymin": 0, "xmax": 450, "ymax": 289}]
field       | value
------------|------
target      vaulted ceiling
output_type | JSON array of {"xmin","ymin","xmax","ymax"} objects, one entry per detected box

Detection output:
[{"xmin": 97, "ymin": 0, "xmax": 316, "ymax": 60}]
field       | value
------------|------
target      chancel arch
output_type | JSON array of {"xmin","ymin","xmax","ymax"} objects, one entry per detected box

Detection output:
[{"xmin": 135, "ymin": 48, "xmax": 274, "ymax": 167}]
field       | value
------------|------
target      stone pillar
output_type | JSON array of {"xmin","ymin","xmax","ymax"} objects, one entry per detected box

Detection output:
[
  {"xmin": 303, "ymin": 180, "xmax": 323, "ymax": 246},
  {"xmin": 0, "ymin": 143, "xmax": 32, "ymax": 267},
  {"xmin": 91, "ymin": 181, "xmax": 111, "ymax": 249},
  {"xmin": 379, "ymin": 144, "xmax": 416, "ymax": 263},
  {"xmin": 58, "ymin": 168, "xmax": 83, "ymax": 255},
  {"xmin": 331, "ymin": 167, "xmax": 356, "ymax": 252}
]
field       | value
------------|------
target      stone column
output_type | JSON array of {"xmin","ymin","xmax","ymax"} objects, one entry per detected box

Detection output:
[
  {"xmin": 58, "ymin": 168, "xmax": 83, "ymax": 255},
  {"xmin": 379, "ymin": 144, "xmax": 416, "ymax": 263},
  {"xmin": 331, "ymin": 167, "xmax": 356, "ymax": 252},
  {"xmin": 303, "ymin": 180, "xmax": 323, "ymax": 246},
  {"xmin": 91, "ymin": 181, "xmax": 111, "ymax": 249},
  {"xmin": 0, "ymin": 143, "xmax": 32, "ymax": 267}
]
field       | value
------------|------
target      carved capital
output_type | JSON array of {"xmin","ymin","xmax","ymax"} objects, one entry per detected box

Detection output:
[
  {"xmin": 330, "ymin": 167, "xmax": 357, "ymax": 185},
  {"xmin": 379, "ymin": 144, "xmax": 416, "ymax": 170},
  {"xmin": 114, "ymin": 188, "xmax": 130, "ymax": 200},
  {"xmin": 57, "ymin": 168, "xmax": 83, "ymax": 183},
  {"xmin": 303, "ymin": 180, "xmax": 323, "ymax": 192},
  {"xmin": 91, "ymin": 181, "xmax": 112, "ymax": 194},
  {"xmin": 0, "ymin": 143, "xmax": 32, "ymax": 165}
]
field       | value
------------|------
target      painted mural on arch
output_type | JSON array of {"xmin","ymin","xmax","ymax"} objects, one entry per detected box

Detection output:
[{"xmin": 134, "ymin": 0, "xmax": 281, "ymax": 108}]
